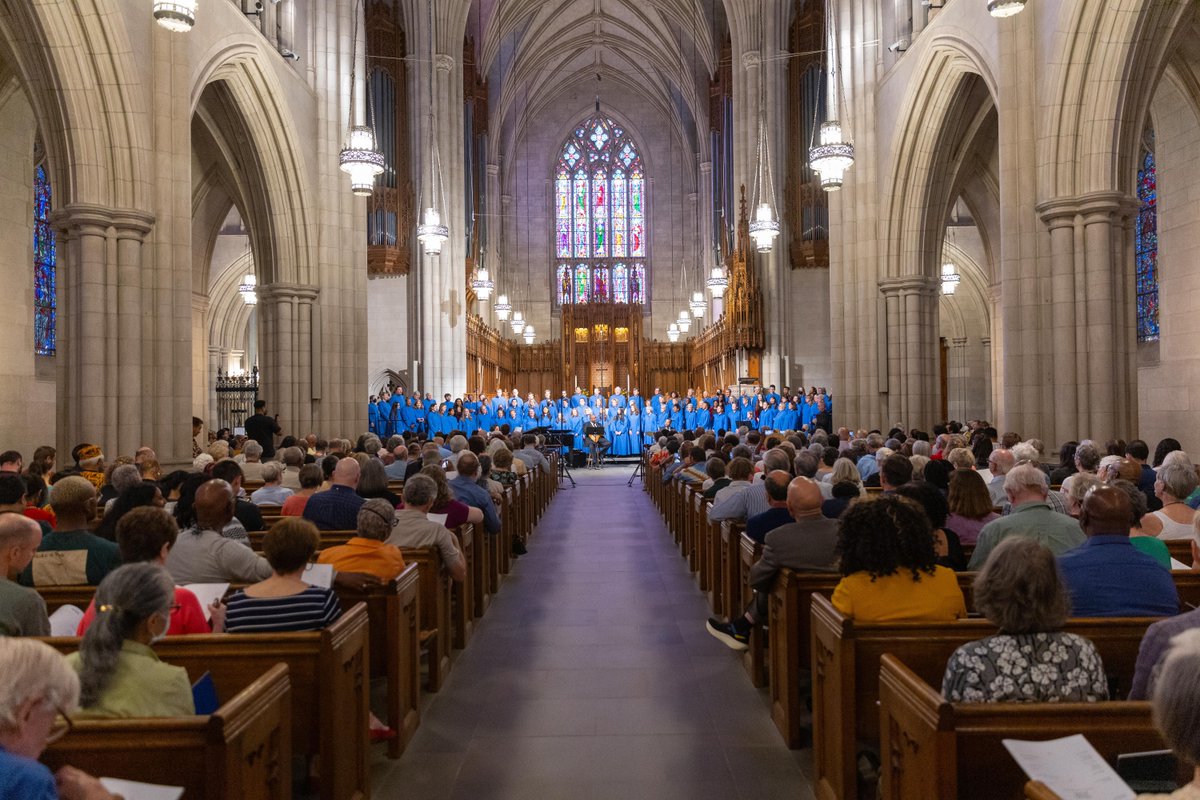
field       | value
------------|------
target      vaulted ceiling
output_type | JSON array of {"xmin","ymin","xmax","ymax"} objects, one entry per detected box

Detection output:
[{"xmin": 467, "ymin": 0, "xmax": 725, "ymax": 160}]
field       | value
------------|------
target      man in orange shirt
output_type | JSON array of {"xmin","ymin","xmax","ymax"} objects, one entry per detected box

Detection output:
[{"xmin": 317, "ymin": 498, "xmax": 406, "ymax": 581}]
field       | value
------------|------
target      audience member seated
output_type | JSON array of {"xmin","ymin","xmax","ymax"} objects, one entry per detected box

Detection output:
[
  {"xmin": 238, "ymin": 440, "xmax": 267, "ymax": 482},
  {"xmin": 513, "ymin": 434, "xmax": 550, "ymax": 472},
  {"xmin": 19, "ymin": 477, "xmax": 120, "ymax": 588},
  {"xmin": 1111, "ymin": 478, "xmax": 1173, "ymax": 568},
  {"xmin": 1130, "ymin": 530, "xmax": 1200, "ymax": 701},
  {"xmin": 248, "ymin": 464, "xmax": 293, "ymax": 507},
  {"xmin": 831, "ymin": 495, "xmax": 967, "ymax": 621},
  {"xmin": 78, "ymin": 507, "xmax": 221, "ymax": 636},
  {"xmin": 895, "ymin": 481, "xmax": 966, "ymax": 571},
  {"xmin": 1135, "ymin": 629, "xmax": 1200, "ymax": 799},
  {"xmin": 384, "ymin": 445, "xmax": 409, "ymax": 480},
  {"xmin": 420, "ymin": 465, "xmax": 483, "ymax": 529},
  {"xmin": 0, "ymin": 516, "xmax": 49, "ymax": 636},
  {"xmin": 878, "ymin": 453, "xmax": 913, "ymax": 493},
  {"xmin": 92, "ymin": 483, "xmax": 164, "ymax": 542},
  {"xmin": 489, "ymin": 448, "xmax": 519, "ymax": 487},
  {"xmin": 278, "ymin": 446, "xmax": 305, "ymax": 490},
  {"xmin": 65, "ymin": 563, "xmax": 195, "ymax": 718},
  {"xmin": 1060, "ymin": 442, "xmax": 1101, "ymax": 497},
  {"xmin": 173, "ymin": 472, "xmax": 248, "ymax": 544},
  {"xmin": 357, "ymin": 458, "xmax": 400, "ymax": 507},
  {"xmin": 317, "ymin": 498, "xmax": 407, "ymax": 581},
  {"xmin": 386, "ymin": 476, "xmax": 466, "ymax": 583},
  {"xmin": 744, "ymin": 471, "xmax": 794, "ymax": 544},
  {"xmin": 942, "ymin": 537, "xmax": 1108, "ymax": 702},
  {"xmin": 303, "ymin": 458, "xmax": 366, "ymax": 531},
  {"xmin": 21, "ymin": 474, "xmax": 56, "ymax": 530},
  {"xmin": 1048, "ymin": 441, "xmax": 1080, "ymax": 486},
  {"xmin": 280, "ymin": 464, "xmax": 323, "ymax": 517},
  {"xmin": 1063, "ymin": 473, "xmax": 1103, "ymax": 518},
  {"xmin": 0, "ymin": 638, "xmax": 121, "ymax": 800},
  {"xmin": 99, "ymin": 463, "xmax": 141, "ymax": 513},
  {"xmin": 210, "ymin": 460, "xmax": 265, "ymax": 534},
  {"xmin": 700, "ymin": 457, "xmax": 729, "ymax": 495},
  {"xmin": 1140, "ymin": 462, "xmax": 1199, "ymax": 540},
  {"xmin": 706, "ymin": 477, "xmax": 839, "ymax": 650},
  {"xmin": 967, "ymin": 463, "xmax": 1084, "ymax": 569},
  {"xmin": 447, "ymin": 453, "xmax": 501, "ymax": 535},
  {"xmin": 708, "ymin": 456, "xmax": 752, "ymax": 503},
  {"xmin": 225, "ymin": 518, "xmax": 341, "ymax": 633},
  {"xmin": 821, "ymin": 480, "xmax": 860, "ymax": 519},
  {"xmin": 1057, "ymin": 486, "xmax": 1178, "ymax": 618},
  {"xmin": 945, "ymin": 468, "xmax": 999, "ymax": 546},
  {"xmin": 165, "ymin": 479, "xmax": 271, "ymax": 584},
  {"xmin": 984, "ymin": 448, "xmax": 1015, "ymax": 505},
  {"xmin": 709, "ymin": 449, "xmax": 790, "ymax": 522}
]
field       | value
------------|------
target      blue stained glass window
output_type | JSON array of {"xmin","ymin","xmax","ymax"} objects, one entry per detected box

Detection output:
[
  {"xmin": 34, "ymin": 163, "xmax": 56, "ymax": 356},
  {"xmin": 1136, "ymin": 144, "xmax": 1159, "ymax": 342},
  {"xmin": 554, "ymin": 114, "xmax": 647, "ymax": 307}
]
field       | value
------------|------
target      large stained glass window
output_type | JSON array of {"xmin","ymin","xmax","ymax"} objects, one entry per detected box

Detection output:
[
  {"xmin": 33, "ymin": 163, "xmax": 56, "ymax": 356},
  {"xmin": 1136, "ymin": 140, "xmax": 1159, "ymax": 342},
  {"xmin": 554, "ymin": 115, "xmax": 648, "ymax": 305}
]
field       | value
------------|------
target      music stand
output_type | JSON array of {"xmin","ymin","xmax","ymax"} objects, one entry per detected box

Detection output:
[
  {"xmin": 543, "ymin": 429, "xmax": 576, "ymax": 488},
  {"xmin": 583, "ymin": 425, "xmax": 608, "ymax": 469}
]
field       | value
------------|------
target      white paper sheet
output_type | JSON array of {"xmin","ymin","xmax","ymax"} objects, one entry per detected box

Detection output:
[
  {"xmin": 99, "ymin": 778, "xmax": 184, "ymax": 800},
  {"xmin": 48, "ymin": 604, "xmax": 84, "ymax": 637},
  {"xmin": 180, "ymin": 583, "xmax": 229, "ymax": 621},
  {"xmin": 1170, "ymin": 558, "xmax": 1190, "ymax": 571},
  {"xmin": 1003, "ymin": 735, "xmax": 1135, "ymax": 800},
  {"xmin": 427, "ymin": 512, "xmax": 449, "ymax": 526},
  {"xmin": 301, "ymin": 562, "xmax": 334, "ymax": 589}
]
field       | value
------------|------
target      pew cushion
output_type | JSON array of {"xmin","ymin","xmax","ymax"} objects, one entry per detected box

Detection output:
[{"xmin": 941, "ymin": 631, "xmax": 1109, "ymax": 703}]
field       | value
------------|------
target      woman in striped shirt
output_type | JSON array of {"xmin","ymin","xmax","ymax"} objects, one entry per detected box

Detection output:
[{"xmin": 224, "ymin": 518, "xmax": 341, "ymax": 633}]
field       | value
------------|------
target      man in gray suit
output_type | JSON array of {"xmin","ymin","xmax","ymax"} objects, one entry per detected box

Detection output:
[{"xmin": 706, "ymin": 476, "xmax": 839, "ymax": 651}]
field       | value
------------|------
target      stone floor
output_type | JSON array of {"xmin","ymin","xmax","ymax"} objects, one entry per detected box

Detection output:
[{"xmin": 370, "ymin": 467, "xmax": 816, "ymax": 799}]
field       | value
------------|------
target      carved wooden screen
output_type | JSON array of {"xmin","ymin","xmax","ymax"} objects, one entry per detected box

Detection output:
[
  {"xmin": 786, "ymin": 3, "xmax": 830, "ymax": 269},
  {"xmin": 366, "ymin": 0, "xmax": 413, "ymax": 276}
]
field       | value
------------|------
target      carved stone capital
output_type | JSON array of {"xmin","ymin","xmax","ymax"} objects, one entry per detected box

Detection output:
[
  {"xmin": 259, "ymin": 282, "xmax": 321, "ymax": 304},
  {"xmin": 878, "ymin": 275, "xmax": 940, "ymax": 296},
  {"xmin": 434, "ymin": 53, "xmax": 455, "ymax": 73},
  {"xmin": 742, "ymin": 50, "xmax": 761, "ymax": 69}
]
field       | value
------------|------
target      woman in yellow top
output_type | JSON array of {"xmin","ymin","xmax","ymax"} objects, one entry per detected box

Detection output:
[
  {"xmin": 66, "ymin": 562, "xmax": 195, "ymax": 718},
  {"xmin": 830, "ymin": 495, "xmax": 967, "ymax": 621}
]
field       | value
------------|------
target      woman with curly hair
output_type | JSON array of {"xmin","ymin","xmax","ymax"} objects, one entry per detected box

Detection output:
[
  {"xmin": 831, "ymin": 495, "xmax": 967, "ymax": 622},
  {"xmin": 941, "ymin": 537, "xmax": 1107, "ymax": 703}
]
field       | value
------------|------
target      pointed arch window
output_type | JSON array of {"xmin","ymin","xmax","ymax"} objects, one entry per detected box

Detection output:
[
  {"xmin": 1136, "ymin": 138, "xmax": 1159, "ymax": 342},
  {"xmin": 33, "ymin": 162, "xmax": 56, "ymax": 356},
  {"xmin": 554, "ymin": 115, "xmax": 647, "ymax": 305}
]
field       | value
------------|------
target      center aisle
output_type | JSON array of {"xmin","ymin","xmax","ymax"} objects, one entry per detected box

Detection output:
[{"xmin": 371, "ymin": 468, "xmax": 814, "ymax": 800}]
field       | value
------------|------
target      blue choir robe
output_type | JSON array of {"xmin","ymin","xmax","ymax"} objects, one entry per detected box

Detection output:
[
  {"xmin": 772, "ymin": 408, "xmax": 790, "ymax": 431},
  {"xmin": 607, "ymin": 416, "xmax": 630, "ymax": 456},
  {"xmin": 368, "ymin": 402, "xmax": 382, "ymax": 435},
  {"xmin": 669, "ymin": 406, "xmax": 684, "ymax": 430},
  {"xmin": 766, "ymin": 392, "xmax": 781, "ymax": 407},
  {"xmin": 612, "ymin": 394, "xmax": 628, "ymax": 409},
  {"xmin": 490, "ymin": 397, "xmax": 506, "ymax": 414},
  {"xmin": 539, "ymin": 411, "xmax": 554, "ymax": 428},
  {"xmin": 711, "ymin": 409, "xmax": 729, "ymax": 432},
  {"xmin": 521, "ymin": 411, "xmax": 540, "ymax": 430},
  {"xmin": 427, "ymin": 410, "xmax": 442, "ymax": 435},
  {"xmin": 650, "ymin": 394, "xmax": 663, "ymax": 415},
  {"xmin": 640, "ymin": 411, "xmax": 658, "ymax": 444},
  {"xmin": 801, "ymin": 401, "xmax": 815, "ymax": 429},
  {"xmin": 759, "ymin": 407, "xmax": 777, "ymax": 431},
  {"xmin": 476, "ymin": 409, "xmax": 495, "ymax": 432},
  {"xmin": 684, "ymin": 405, "xmax": 697, "ymax": 430},
  {"xmin": 464, "ymin": 400, "xmax": 479, "ymax": 413},
  {"xmin": 589, "ymin": 395, "xmax": 606, "ymax": 412},
  {"xmin": 627, "ymin": 411, "xmax": 643, "ymax": 447},
  {"xmin": 539, "ymin": 399, "xmax": 554, "ymax": 415},
  {"xmin": 381, "ymin": 399, "xmax": 398, "ymax": 434},
  {"xmin": 568, "ymin": 414, "xmax": 585, "ymax": 445},
  {"xmin": 694, "ymin": 408, "xmax": 712, "ymax": 431}
]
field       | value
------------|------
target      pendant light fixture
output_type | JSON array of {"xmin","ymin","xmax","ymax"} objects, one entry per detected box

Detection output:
[
  {"xmin": 667, "ymin": 322, "xmax": 680, "ymax": 342},
  {"xmin": 940, "ymin": 263, "xmax": 961, "ymax": 295},
  {"xmin": 809, "ymin": 0, "xmax": 855, "ymax": 191},
  {"xmin": 748, "ymin": 36, "xmax": 780, "ymax": 252},
  {"xmin": 339, "ymin": 0, "xmax": 384, "ymax": 195},
  {"xmin": 239, "ymin": 275, "xmax": 258, "ymax": 305},
  {"xmin": 707, "ymin": 266, "xmax": 728, "ymax": 298},
  {"xmin": 416, "ymin": 0, "xmax": 450, "ymax": 255},
  {"xmin": 523, "ymin": 324, "xmax": 536, "ymax": 345},
  {"xmin": 493, "ymin": 294, "xmax": 512, "ymax": 320},
  {"xmin": 690, "ymin": 291, "xmax": 706, "ymax": 318},
  {"xmin": 987, "ymin": 0, "xmax": 1027, "ymax": 18},
  {"xmin": 153, "ymin": 0, "xmax": 197, "ymax": 32},
  {"xmin": 471, "ymin": 264, "xmax": 494, "ymax": 300},
  {"xmin": 510, "ymin": 310, "xmax": 525, "ymax": 335}
]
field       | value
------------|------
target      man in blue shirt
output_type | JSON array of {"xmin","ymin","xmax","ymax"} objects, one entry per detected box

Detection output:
[
  {"xmin": 1057, "ymin": 486, "xmax": 1178, "ymax": 617},
  {"xmin": 448, "ymin": 453, "xmax": 501, "ymax": 535},
  {"xmin": 303, "ymin": 458, "xmax": 366, "ymax": 531}
]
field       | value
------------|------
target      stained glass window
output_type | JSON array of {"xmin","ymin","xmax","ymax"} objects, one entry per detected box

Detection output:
[
  {"xmin": 1136, "ymin": 142, "xmax": 1159, "ymax": 343},
  {"xmin": 33, "ymin": 163, "xmax": 56, "ymax": 356},
  {"xmin": 553, "ymin": 115, "xmax": 648, "ymax": 306}
]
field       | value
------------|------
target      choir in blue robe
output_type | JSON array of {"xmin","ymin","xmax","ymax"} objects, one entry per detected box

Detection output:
[
  {"xmin": 607, "ymin": 414, "xmax": 632, "ymax": 456},
  {"xmin": 650, "ymin": 393, "xmax": 664, "ymax": 415},
  {"xmin": 759, "ymin": 406, "xmax": 776, "ymax": 431},
  {"xmin": 640, "ymin": 409, "xmax": 658, "ymax": 445}
]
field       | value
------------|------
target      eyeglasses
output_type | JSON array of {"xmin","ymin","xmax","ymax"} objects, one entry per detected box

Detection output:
[{"xmin": 45, "ymin": 703, "xmax": 74, "ymax": 745}]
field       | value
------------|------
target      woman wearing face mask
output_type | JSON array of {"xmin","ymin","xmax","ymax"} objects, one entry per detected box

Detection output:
[{"xmin": 65, "ymin": 563, "xmax": 194, "ymax": 718}]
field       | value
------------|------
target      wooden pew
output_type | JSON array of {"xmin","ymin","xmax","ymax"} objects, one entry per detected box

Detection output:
[
  {"xmin": 334, "ymin": 564, "xmax": 421, "ymax": 759},
  {"xmin": 42, "ymin": 664, "xmax": 292, "ymax": 800},
  {"xmin": 739, "ymin": 532, "xmax": 766, "ymax": 687},
  {"xmin": 46, "ymin": 603, "xmax": 371, "ymax": 800},
  {"xmin": 718, "ymin": 521, "xmax": 746, "ymax": 621},
  {"xmin": 809, "ymin": 594, "xmax": 1158, "ymax": 800},
  {"xmin": 879, "ymin": 654, "xmax": 1164, "ymax": 800},
  {"xmin": 249, "ymin": 529, "xmax": 355, "ymax": 551},
  {"xmin": 452, "ymin": 524, "xmax": 475, "ymax": 649},
  {"xmin": 472, "ymin": 521, "xmax": 493, "ymax": 616},
  {"xmin": 702, "ymin": 503, "xmax": 723, "ymax": 614},
  {"xmin": 401, "ymin": 546, "xmax": 452, "ymax": 692}
]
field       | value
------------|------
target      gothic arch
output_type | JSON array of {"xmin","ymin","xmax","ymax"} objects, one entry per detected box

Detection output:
[
  {"xmin": 208, "ymin": 251, "xmax": 257, "ymax": 363},
  {"xmin": 1041, "ymin": 0, "xmax": 1197, "ymax": 200},
  {"xmin": 0, "ymin": 0, "xmax": 151, "ymax": 212}
]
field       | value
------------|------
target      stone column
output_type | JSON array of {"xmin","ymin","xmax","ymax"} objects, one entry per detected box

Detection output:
[
  {"xmin": 207, "ymin": 346, "xmax": 222, "ymax": 433},
  {"xmin": 951, "ymin": 337, "xmax": 968, "ymax": 422},
  {"xmin": 258, "ymin": 283, "xmax": 319, "ymax": 437},
  {"xmin": 980, "ymin": 336, "xmax": 993, "ymax": 422},
  {"xmin": 483, "ymin": 162, "xmax": 501, "ymax": 327},
  {"xmin": 878, "ymin": 275, "xmax": 940, "ymax": 426}
]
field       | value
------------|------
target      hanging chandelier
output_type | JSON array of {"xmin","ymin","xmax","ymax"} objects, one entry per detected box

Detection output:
[
  {"xmin": 493, "ymin": 294, "xmax": 512, "ymax": 321},
  {"xmin": 417, "ymin": 207, "xmax": 449, "ymax": 255},
  {"xmin": 416, "ymin": 0, "xmax": 450, "ymax": 256},
  {"xmin": 707, "ymin": 266, "xmax": 728, "ymax": 298},
  {"xmin": 749, "ymin": 203, "xmax": 781, "ymax": 252},
  {"xmin": 667, "ymin": 322, "xmax": 680, "ymax": 343},
  {"xmin": 987, "ymin": 0, "xmax": 1026, "ymax": 17},
  {"xmin": 510, "ymin": 310, "xmax": 525, "ymax": 335},
  {"xmin": 471, "ymin": 266, "xmax": 494, "ymax": 300},
  {"xmin": 690, "ymin": 291, "xmax": 706, "ymax": 318},
  {"xmin": 809, "ymin": 121, "xmax": 855, "ymax": 191},
  {"xmin": 153, "ymin": 0, "xmax": 196, "ymax": 32},
  {"xmin": 522, "ymin": 324, "xmax": 536, "ymax": 345},
  {"xmin": 238, "ymin": 274, "xmax": 258, "ymax": 306},
  {"xmin": 339, "ymin": 126, "xmax": 385, "ymax": 196},
  {"xmin": 339, "ymin": 0, "xmax": 384, "ymax": 196},
  {"xmin": 941, "ymin": 263, "xmax": 961, "ymax": 295},
  {"xmin": 676, "ymin": 310, "xmax": 692, "ymax": 334}
]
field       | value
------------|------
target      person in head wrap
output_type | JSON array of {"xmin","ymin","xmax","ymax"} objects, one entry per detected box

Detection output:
[{"xmin": 73, "ymin": 444, "xmax": 106, "ymax": 489}]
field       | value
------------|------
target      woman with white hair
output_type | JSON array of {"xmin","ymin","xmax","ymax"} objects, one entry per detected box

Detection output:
[
  {"xmin": 1138, "ymin": 629, "xmax": 1200, "ymax": 798},
  {"xmin": 0, "ymin": 638, "xmax": 120, "ymax": 799},
  {"xmin": 1141, "ymin": 461, "xmax": 1199, "ymax": 540}
]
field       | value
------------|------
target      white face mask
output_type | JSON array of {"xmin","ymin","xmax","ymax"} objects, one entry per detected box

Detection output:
[{"xmin": 149, "ymin": 611, "xmax": 170, "ymax": 645}]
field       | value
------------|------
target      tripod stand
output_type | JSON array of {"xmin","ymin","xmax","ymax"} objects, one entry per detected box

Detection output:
[
  {"xmin": 626, "ymin": 455, "xmax": 645, "ymax": 487},
  {"xmin": 543, "ymin": 430, "xmax": 576, "ymax": 488}
]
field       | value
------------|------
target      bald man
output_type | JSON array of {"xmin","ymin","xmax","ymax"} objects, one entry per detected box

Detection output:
[
  {"xmin": 165, "ymin": 480, "xmax": 272, "ymax": 584},
  {"xmin": 707, "ymin": 477, "xmax": 840, "ymax": 651},
  {"xmin": 0, "ymin": 515, "xmax": 50, "ymax": 635},
  {"xmin": 302, "ymin": 457, "xmax": 365, "ymax": 531},
  {"xmin": 1056, "ymin": 485, "xmax": 1179, "ymax": 618}
]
